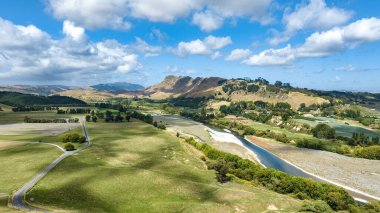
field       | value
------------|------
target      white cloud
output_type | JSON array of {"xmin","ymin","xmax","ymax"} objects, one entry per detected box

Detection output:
[
  {"xmin": 0, "ymin": 18, "xmax": 142, "ymax": 83},
  {"xmin": 243, "ymin": 45, "xmax": 295, "ymax": 66},
  {"xmin": 245, "ymin": 18, "xmax": 380, "ymax": 66},
  {"xmin": 225, "ymin": 49, "xmax": 251, "ymax": 61},
  {"xmin": 192, "ymin": 11, "xmax": 223, "ymax": 32},
  {"xmin": 176, "ymin": 35, "xmax": 232, "ymax": 57},
  {"xmin": 269, "ymin": 0, "xmax": 352, "ymax": 45},
  {"xmin": 47, "ymin": 0, "xmax": 131, "ymax": 30},
  {"xmin": 63, "ymin": 20, "xmax": 86, "ymax": 42},
  {"xmin": 211, "ymin": 51, "xmax": 221, "ymax": 60},
  {"xmin": 46, "ymin": 0, "xmax": 272, "ymax": 31},
  {"xmin": 132, "ymin": 37, "xmax": 162, "ymax": 57},
  {"xmin": 166, "ymin": 66, "xmax": 198, "ymax": 74}
]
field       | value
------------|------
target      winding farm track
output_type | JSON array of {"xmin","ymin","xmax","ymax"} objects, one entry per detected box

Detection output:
[{"xmin": 11, "ymin": 122, "xmax": 91, "ymax": 212}]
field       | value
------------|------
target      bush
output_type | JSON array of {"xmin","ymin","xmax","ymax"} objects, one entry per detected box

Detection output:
[
  {"xmin": 299, "ymin": 200, "xmax": 333, "ymax": 213},
  {"xmin": 60, "ymin": 133, "xmax": 86, "ymax": 143},
  {"xmin": 311, "ymin": 124, "xmax": 335, "ymax": 139},
  {"xmin": 296, "ymin": 139, "xmax": 324, "ymax": 150},
  {"xmin": 353, "ymin": 146, "xmax": 380, "ymax": 160},
  {"xmin": 64, "ymin": 143, "xmax": 75, "ymax": 151},
  {"xmin": 157, "ymin": 124, "xmax": 166, "ymax": 130}
]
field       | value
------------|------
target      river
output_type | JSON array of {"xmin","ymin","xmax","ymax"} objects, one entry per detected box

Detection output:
[{"xmin": 153, "ymin": 114, "xmax": 376, "ymax": 202}]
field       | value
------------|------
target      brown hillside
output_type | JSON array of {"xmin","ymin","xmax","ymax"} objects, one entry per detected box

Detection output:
[{"xmin": 144, "ymin": 75, "xmax": 225, "ymax": 99}]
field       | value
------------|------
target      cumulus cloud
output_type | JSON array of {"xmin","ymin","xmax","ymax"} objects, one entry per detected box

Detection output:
[
  {"xmin": 225, "ymin": 49, "xmax": 251, "ymax": 61},
  {"xmin": 192, "ymin": 11, "xmax": 223, "ymax": 32},
  {"xmin": 244, "ymin": 18, "xmax": 380, "ymax": 66},
  {"xmin": 46, "ymin": 0, "xmax": 272, "ymax": 31},
  {"xmin": 0, "ymin": 18, "xmax": 142, "ymax": 84},
  {"xmin": 176, "ymin": 35, "xmax": 232, "ymax": 57},
  {"xmin": 47, "ymin": 0, "xmax": 131, "ymax": 30},
  {"xmin": 269, "ymin": 0, "xmax": 352, "ymax": 45},
  {"xmin": 132, "ymin": 37, "xmax": 162, "ymax": 57}
]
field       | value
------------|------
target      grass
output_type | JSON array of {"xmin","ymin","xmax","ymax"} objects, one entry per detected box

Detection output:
[
  {"xmin": 296, "ymin": 117, "xmax": 380, "ymax": 138},
  {"xmin": 0, "ymin": 126, "xmax": 85, "ymax": 150},
  {"xmin": 0, "ymin": 142, "xmax": 62, "ymax": 211},
  {"xmin": 0, "ymin": 111, "xmax": 82, "ymax": 123},
  {"xmin": 27, "ymin": 121, "xmax": 302, "ymax": 212}
]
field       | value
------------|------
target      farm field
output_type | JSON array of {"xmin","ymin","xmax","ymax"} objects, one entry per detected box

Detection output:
[
  {"xmin": 26, "ymin": 121, "xmax": 302, "ymax": 212},
  {"xmin": 0, "ymin": 111, "xmax": 81, "ymax": 123},
  {"xmin": 295, "ymin": 117, "xmax": 380, "ymax": 138}
]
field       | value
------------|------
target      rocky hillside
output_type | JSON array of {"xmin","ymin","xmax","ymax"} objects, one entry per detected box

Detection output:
[{"xmin": 143, "ymin": 75, "xmax": 225, "ymax": 99}]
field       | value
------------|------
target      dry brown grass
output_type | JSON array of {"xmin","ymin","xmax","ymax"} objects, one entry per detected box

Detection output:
[
  {"xmin": 230, "ymin": 91, "xmax": 328, "ymax": 109},
  {"xmin": 0, "ymin": 140, "xmax": 27, "ymax": 150}
]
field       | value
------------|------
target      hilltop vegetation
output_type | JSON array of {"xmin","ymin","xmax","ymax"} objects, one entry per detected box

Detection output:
[{"xmin": 0, "ymin": 91, "xmax": 86, "ymax": 107}]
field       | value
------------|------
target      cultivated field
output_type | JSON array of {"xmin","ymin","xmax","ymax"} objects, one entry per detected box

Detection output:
[{"xmin": 26, "ymin": 121, "xmax": 302, "ymax": 212}]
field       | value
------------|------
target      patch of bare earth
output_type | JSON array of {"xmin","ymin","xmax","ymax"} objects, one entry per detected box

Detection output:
[
  {"xmin": 0, "ymin": 140, "xmax": 27, "ymax": 150},
  {"xmin": 246, "ymin": 136, "xmax": 380, "ymax": 198}
]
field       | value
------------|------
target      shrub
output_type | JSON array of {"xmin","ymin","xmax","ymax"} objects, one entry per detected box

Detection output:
[
  {"xmin": 299, "ymin": 200, "xmax": 333, "ymax": 213},
  {"xmin": 64, "ymin": 143, "xmax": 75, "ymax": 151},
  {"xmin": 311, "ymin": 124, "xmax": 335, "ymax": 139}
]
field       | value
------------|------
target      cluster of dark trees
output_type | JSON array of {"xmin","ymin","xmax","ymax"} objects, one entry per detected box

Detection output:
[
  {"xmin": 103, "ymin": 111, "xmax": 130, "ymax": 122},
  {"xmin": 220, "ymin": 101, "xmax": 294, "ymax": 122},
  {"xmin": 94, "ymin": 103, "xmax": 128, "ymax": 112},
  {"xmin": 180, "ymin": 108, "xmax": 214, "ymax": 123},
  {"xmin": 184, "ymin": 137, "xmax": 355, "ymax": 211},
  {"xmin": 311, "ymin": 124, "xmax": 336, "ymax": 139},
  {"xmin": 57, "ymin": 108, "xmax": 91, "ymax": 114},
  {"xmin": 60, "ymin": 133, "xmax": 86, "ymax": 143},
  {"xmin": 130, "ymin": 111, "xmax": 153, "ymax": 124},
  {"xmin": 12, "ymin": 106, "xmax": 58, "ymax": 112},
  {"xmin": 23, "ymin": 116, "xmax": 78, "ymax": 123},
  {"xmin": 350, "ymin": 132, "xmax": 380, "ymax": 146}
]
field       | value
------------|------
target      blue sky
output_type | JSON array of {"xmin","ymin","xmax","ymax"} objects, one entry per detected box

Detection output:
[{"xmin": 0, "ymin": 0, "xmax": 379, "ymax": 92}]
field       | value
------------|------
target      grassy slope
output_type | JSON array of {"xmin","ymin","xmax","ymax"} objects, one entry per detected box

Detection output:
[
  {"xmin": 0, "ymin": 143, "xmax": 62, "ymax": 212},
  {"xmin": 27, "ymin": 121, "xmax": 301, "ymax": 212}
]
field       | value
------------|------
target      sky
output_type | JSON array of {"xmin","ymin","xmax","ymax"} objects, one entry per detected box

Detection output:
[{"xmin": 0, "ymin": 0, "xmax": 379, "ymax": 92}]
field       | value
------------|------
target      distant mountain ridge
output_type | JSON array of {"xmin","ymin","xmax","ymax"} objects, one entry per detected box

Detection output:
[
  {"xmin": 91, "ymin": 82, "xmax": 144, "ymax": 92},
  {"xmin": 0, "ymin": 85, "xmax": 73, "ymax": 96},
  {"xmin": 0, "ymin": 91, "xmax": 86, "ymax": 106}
]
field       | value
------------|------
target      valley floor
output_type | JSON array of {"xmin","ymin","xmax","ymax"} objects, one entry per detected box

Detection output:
[
  {"xmin": 246, "ymin": 136, "xmax": 380, "ymax": 199},
  {"xmin": 25, "ymin": 121, "xmax": 302, "ymax": 212}
]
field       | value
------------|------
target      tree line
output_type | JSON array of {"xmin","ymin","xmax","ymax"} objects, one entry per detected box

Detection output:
[{"xmin": 24, "ymin": 116, "xmax": 79, "ymax": 123}]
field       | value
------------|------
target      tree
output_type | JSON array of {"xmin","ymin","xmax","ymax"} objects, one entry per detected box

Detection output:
[
  {"xmin": 91, "ymin": 110, "xmax": 95, "ymax": 116},
  {"xmin": 153, "ymin": 121, "xmax": 158, "ymax": 127},
  {"xmin": 92, "ymin": 116, "xmax": 98, "ymax": 122},
  {"xmin": 64, "ymin": 143, "xmax": 75, "ymax": 151},
  {"xmin": 125, "ymin": 115, "xmax": 131, "ymax": 122},
  {"xmin": 85, "ymin": 115, "xmax": 91, "ymax": 122},
  {"xmin": 210, "ymin": 160, "xmax": 230, "ymax": 183},
  {"xmin": 311, "ymin": 124, "xmax": 335, "ymax": 139},
  {"xmin": 274, "ymin": 81, "xmax": 283, "ymax": 87}
]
